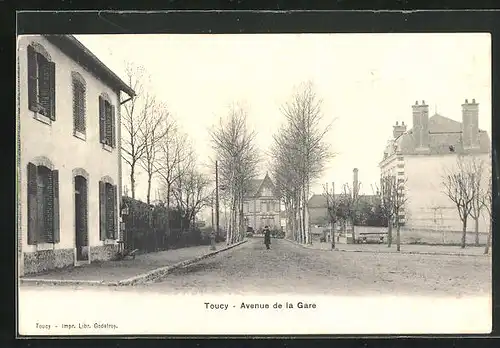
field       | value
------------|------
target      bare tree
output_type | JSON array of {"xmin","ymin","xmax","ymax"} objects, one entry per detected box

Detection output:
[
  {"xmin": 156, "ymin": 129, "xmax": 192, "ymax": 237},
  {"xmin": 374, "ymin": 176, "xmax": 395, "ymax": 247},
  {"xmin": 209, "ymin": 104, "xmax": 260, "ymax": 244},
  {"xmin": 375, "ymin": 175, "xmax": 408, "ymax": 250},
  {"xmin": 482, "ymin": 167, "xmax": 492, "ymax": 254},
  {"xmin": 172, "ymin": 165, "xmax": 212, "ymax": 231},
  {"xmin": 442, "ymin": 156, "xmax": 477, "ymax": 249},
  {"xmin": 138, "ymin": 101, "xmax": 173, "ymax": 205},
  {"xmin": 270, "ymin": 81, "xmax": 334, "ymax": 244},
  {"xmin": 121, "ymin": 63, "xmax": 153, "ymax": 199},
  {"xmin": 323, "ymin": 182, "xmax": 340, "ymax": 250},
  {"xmin": 337, "ymin": 183, "xmax": 361, "ymax": 244},
  {"xmin": 468, "ymin": 157, "xmax": 487, "ymax": 246}
]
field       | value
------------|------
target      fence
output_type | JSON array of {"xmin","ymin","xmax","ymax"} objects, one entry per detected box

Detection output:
[{"xmin": 121, "ymin": 196, "xmax": 225, "ymax": 253}]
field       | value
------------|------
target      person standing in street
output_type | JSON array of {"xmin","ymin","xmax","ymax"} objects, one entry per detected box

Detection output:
[{"xmin": 264, "ymin": 226, "xmax": 271, "ymax": 250}]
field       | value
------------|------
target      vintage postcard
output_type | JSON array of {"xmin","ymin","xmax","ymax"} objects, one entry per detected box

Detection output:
[{"xmin": 17, "ymin": 32, "xmax": 492, "ymax": 336}]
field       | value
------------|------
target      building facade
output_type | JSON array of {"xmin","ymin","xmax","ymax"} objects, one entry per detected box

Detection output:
[
  {"xmin": 243, "ymin": 173, "xmax": 281, "ymax": 231},
  {"xmin": 17, "ymin": 35, "xmax": 135, "ymax": 276},
  {"xmin": 379, "ymin": 99, "xmax": 491, "ymax": 244}
]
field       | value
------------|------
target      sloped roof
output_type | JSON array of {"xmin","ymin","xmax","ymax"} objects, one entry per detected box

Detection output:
[
  {"xmin": 384, "ymin": 114, "xmax": 490, "ymax": 158},
  {"xmin": 245, "ymin": 173, "xmax": 279, "ymax": 198}
]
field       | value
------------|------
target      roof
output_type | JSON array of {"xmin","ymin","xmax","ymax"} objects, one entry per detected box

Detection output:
[
  {"xmin": 383, "ymin": 113, "xmax": 490, "ymax": 159},
  {"xmin": 44, "ymin": 35, "xmax": 136, "ymax": 98},
  {"xmin": 245, "ymin": 173, "xmax": 279, "ymax": 198}
]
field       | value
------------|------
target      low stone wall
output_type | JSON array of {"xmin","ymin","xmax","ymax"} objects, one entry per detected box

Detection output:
[
  {"xmin": 90, "ymin": 244, "xmax": 119, "ymax": 262},
  {"xmin": 23, "ymin": 248, "xmax": 74, "ymax": 275},
  {"xmin": 401, "ymin": 227, "xmax": 489, "ymax": 245}
]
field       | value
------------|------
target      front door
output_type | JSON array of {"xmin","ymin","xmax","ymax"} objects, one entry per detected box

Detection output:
[{"xmin": 75, "ymin": 176, "xmax": 88, "ymax": 261}]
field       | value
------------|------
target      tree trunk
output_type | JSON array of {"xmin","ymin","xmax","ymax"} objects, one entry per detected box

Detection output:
[
  {"xmin": 165, "ymin": 188, "xmax": 171, "ymax": 249},
  {"xmin": 130, "ymin": 169, "xmax": 136, "ymax": 199},
  {"xmin": 387, "ymin": 221, "xmax": 393, "ymax": 247},
  {"xmin": 146, "ymin": 174, "xmax": 152, "ymax": 205},
  {"xmin": 484, "ymin": 220, "xmax": 492, "ymax": 254},
  {"xmin": 302, "ymin": 187, "xmax": 307, "ymax": 244},
  {"xmin": 351, "ymin": 219, "xmax": 356, "ymax": 244},
  {"xmin": 474, "ymin": 218, "xmax": 480, "ymax": 247},
  {"xmin": 331, "ymin": 221, "xmax": 336, "ymax": 250},
  {"xmin": 461, "ymin": 219, "xmax": 467, "ymax": 249},
  {"xmin": 396, "ymin": 223, "xmax": 401, "ymax": 252}
]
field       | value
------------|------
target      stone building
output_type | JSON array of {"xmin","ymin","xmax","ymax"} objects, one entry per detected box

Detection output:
[
  {"xmin": 243, "ymin": 173, "xmax": 281, "ymax": 231},
  {"xmin": 379, "ymin": 99, "xmax": 491, "ymax": 244},
  {"xmin": 17, "ymin": 35, "xmax": 135, "ymax": 275}
]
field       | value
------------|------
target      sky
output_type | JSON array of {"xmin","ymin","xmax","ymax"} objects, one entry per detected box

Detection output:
[{"xmin": 75, "ymin": 33, "xmax": 491, "ymax": 220}]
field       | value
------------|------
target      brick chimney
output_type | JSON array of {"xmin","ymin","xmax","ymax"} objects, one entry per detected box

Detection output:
[
  {"xmin": 461, "ymin": 98, "xmax": 479, "ymax": 149},
  {"xmin": 412, "ymin": 100, "xmax": 429, "ymax": 150},
  {"xmin": 393, "ymin": 121, "xmax": 407, "ymax": 139},
  {"xmin": 353, "ymin": 168, "xmax": 359, "ymax": 198}
]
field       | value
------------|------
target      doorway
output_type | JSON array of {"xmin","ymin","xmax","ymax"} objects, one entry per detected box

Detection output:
[{"xmin": 74, "ymin": 175, "xmax": 88, "ymax": 262}]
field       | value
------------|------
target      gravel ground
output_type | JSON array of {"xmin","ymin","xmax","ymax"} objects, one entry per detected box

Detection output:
[{"xmin": 125, "ymin": 237, "xmax": 492, "ymax": 297}]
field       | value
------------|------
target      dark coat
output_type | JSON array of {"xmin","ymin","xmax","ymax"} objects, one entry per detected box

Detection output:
[{"xmin": 264, "ymin": 230, "xmax": 271, "ymax": 245}]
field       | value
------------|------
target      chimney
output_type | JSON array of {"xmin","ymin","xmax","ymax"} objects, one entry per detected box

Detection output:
[
  {"xmin": 412, "ymin": 100, "xmax": 429, "ymax": 149},
  {"xmin": 353, "ymin": 168, "xmax": 359, "ymax": 198},
  {"xmin": 393, "ymin": 121, "xmax": 407, "ymax": 139},
  {"xmin": 461, "ymin": 98, "xmax": 479, "ymax": 149}
]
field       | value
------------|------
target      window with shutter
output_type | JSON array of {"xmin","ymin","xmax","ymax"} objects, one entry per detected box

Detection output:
[
  {"xmin": 73, "ymin": 79, "xmax": 86, "ymax": 134},
  {"xmin": 27, "ymin": 44, "xmax": 56, "ymax": 120},
  {"xmin": 105, "ymin": 183, "xmax": 115, "ymax": 239},
  {"xmin": 99, "ymin": 181, "xmax": 107, "ymax": 241}
]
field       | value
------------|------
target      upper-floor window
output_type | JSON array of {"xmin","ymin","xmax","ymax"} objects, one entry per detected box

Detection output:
[
  {"xmin": 99, "ymin": 94, "xmax": 116, "ymax": 148},
  {"xmin": 72, "ymin": 72, "xmax": 87, "ymax": 136},
  {"xmin": 27, "ymin": 43, "xmax": 56, "ymax": 120}
]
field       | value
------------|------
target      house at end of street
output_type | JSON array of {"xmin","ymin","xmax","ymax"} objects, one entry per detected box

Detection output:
[
  {"xmin": 243, "ymin": 173, "xmax": 281, "ymax": 231},
  {"xmin": 380, "ymin": 99, "xmax": 491, "ymax": 244},
  {"xmin": 17, "ymin": 35, "xmax": 135, "ymax": 276}
]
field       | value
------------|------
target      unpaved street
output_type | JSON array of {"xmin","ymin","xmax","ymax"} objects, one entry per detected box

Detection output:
[{"xmin": 132, "ymin": 238, "xmax": 491, "ymax": 296}]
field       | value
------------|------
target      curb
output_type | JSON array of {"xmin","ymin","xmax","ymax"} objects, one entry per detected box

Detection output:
[
  {"xmin": 118, "ymin": 239, "xmax": 248, "ymax": 286},
  {"xmin": 284, "ymin": 238, "xmax": 489, "ymax": 257},
  {"xmin": 19, "ymin": 278, "xmax": 119, "ymax": 286},
  {"xmin": 20, "ymin": 240, "xmax": 248, "ymax": 287}
]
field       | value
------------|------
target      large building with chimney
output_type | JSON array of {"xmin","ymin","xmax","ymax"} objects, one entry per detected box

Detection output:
[{"xmin": 379, "ymin": 99, "xmax": 491, "ymax": 244}]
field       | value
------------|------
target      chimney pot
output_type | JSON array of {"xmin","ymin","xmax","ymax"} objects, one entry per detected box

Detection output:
[
  {"xmin": 396, "ymin": 121, "xmax": 399, "ymax": 125},
  {"xmin": 472, "ymin": 98, "xmax": 476, "ymax": 103},
  {"xmin": 422, "ymin": 100, "xmax": 425, "ymax": 105},
  {"xmin": 465, "ymin": 99, "xmax": 468, "ymax": 104},
  {"xmin": 415, "ymin": 100, "xmax": 419, "ymax": 105},
  {"xmin": 402, "ymin": 121, "xmax": 405, "ymax": 125}
]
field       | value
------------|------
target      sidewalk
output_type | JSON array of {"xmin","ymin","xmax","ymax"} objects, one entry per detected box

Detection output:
[
  {"xmin": 20, "ymin": 242, "xmax": 239, "ymax": 285},
  {"xmin": 288, "ymin": 239, "xmax": 490, "ymax": 256}
]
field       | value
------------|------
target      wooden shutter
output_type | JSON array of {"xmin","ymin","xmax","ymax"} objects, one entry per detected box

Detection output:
[
  {"xmin": 105, "ymin": 102, "xmax": 112, "ymax": 146},
  {"xmin": 99, "ymin": 96, "xmax": 106, "ymax": 144},
  {"xmin": 27, "ymin": 163, "xmax": 38, "ymax": 245},
  {"xmin": 27, "ymin": 46, "xmax": 37, "ymax": 111},
  {"xmin": 99, "ymin": 181, "xmax": 106, "ymax": 240},
  {"xmin": 112, "ymin": 185, "xmax": 118, "ymax": 239},
  {"xmin": 44, "ymin": 170, "xmax": 54, "ymax": 243},
  {"xmin": 38, "ymin": 59, "xmax": 51, "ymax": 117},
  {"xmin": 111, "ymin": 104, "xmax": 116, "ymax": 148},
  {"xmin": 52, "ymin": 170, "xmax": 60, "ymax": 243},
  {"xmin": 48, "ymin": 61, "xmax": 56, "ymax": 120},
  {"xmin": 81, "ymin": 178, "xmax": 89, "ymax": 245}
]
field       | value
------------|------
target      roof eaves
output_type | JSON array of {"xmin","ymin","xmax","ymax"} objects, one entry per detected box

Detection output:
[{"xmin": 44, "ymin": 35, "xmax": 136, "ymax": 98}]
